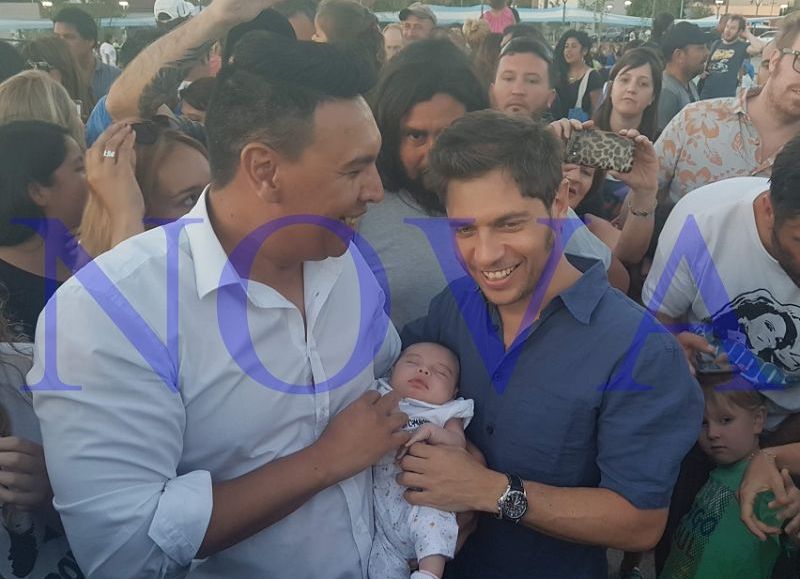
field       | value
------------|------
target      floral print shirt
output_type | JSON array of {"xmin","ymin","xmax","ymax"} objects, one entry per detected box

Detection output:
[{"xmin": 656, "ymin": 87, "xmax": 776, "ymax": 203}]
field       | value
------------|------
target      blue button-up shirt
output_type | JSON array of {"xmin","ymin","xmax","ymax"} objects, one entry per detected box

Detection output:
[{"xmin": 404, "ymin": 259, "xmax": 703, "ymax": 579}]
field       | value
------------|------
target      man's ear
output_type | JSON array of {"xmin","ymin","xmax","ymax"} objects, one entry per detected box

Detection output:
[
  {"xmin": 240, "ymin": 142, "xmax": 282, "ymax": 204},
  {"xmin": 546, "ymin": 88, "xmax": 556, "ymax": 109},
  {"xmin": 754, "ymin": 406, "xmax": 766, "ymax": 435},
  {"xmin": 762, "ymin": 193, "xmax": 776, "ymax": 231},
  {"xmin": 553, "ymin": 178, "xmax": 570, "ymax": 220}
]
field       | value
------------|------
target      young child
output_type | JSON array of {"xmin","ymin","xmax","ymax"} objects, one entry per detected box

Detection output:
[
  {"xmin": 312, "ymin": 0, "xmax": 384, "ymax": 74},
  {"xmin": 369, "ymin": 342, "xmax": 474, "ymax": 579},
  {"xmin": 660, "ymin": 380, "xmax": 784, "ymax": 579}
]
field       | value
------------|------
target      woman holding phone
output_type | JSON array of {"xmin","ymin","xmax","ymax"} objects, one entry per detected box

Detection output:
[{"xmin": 585, "ymin": 48, "xmax": 662, "ymax": 222}]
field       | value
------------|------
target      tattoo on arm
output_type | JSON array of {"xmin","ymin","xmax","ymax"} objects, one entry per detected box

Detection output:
[{"xmin": 137, "ymin": 40, "xmax": 213, "ymax": 118}]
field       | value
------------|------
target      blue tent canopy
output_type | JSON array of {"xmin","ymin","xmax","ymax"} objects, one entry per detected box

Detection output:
[
  {"xmin": 376, "ymin": 5, "xmax": 652, "ymax": 26},
  {"xmin": 0, "ymin": 6, "xmax": 779, "ymax": 35}
]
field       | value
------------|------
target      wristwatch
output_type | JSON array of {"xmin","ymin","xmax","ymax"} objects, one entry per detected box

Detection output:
[{"xmin": 496, "ymin": 473, "xmax": 528, "ymax": 523}]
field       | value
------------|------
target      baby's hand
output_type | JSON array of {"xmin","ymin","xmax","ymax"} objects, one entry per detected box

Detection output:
[{"xmin": 396, "ymin": 424, "xmax": 442, "ymax": 460}]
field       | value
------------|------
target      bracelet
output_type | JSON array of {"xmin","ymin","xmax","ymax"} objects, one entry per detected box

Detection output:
[
  {"xmin": 628, "ymin": 197, "xmax": 657, "ymax": 218},
  {"xmin": 748, "ymin": 448, "xmax": 778, "ymax": 462}
]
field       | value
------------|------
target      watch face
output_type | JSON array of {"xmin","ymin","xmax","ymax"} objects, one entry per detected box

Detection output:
[{"xmin": 503, "ymin": 490, "xmax": 527, "ymax": 520}]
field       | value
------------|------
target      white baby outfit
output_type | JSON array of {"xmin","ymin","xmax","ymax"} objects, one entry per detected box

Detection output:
[{"xmin": 369, "ymin": 379, "xmax": 474, "ymax": 579}]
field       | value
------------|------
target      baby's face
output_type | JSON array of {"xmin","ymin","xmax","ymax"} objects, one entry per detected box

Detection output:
[{"xmin": 390, "ymin": 343, "xmax": 459, "ymax": 405}]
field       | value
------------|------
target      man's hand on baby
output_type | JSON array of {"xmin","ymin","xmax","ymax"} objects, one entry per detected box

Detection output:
[
  {"xmin": 396, "ymin": 423, "xmax": 442, "ymax": 460},
  {"xmin": 316, "ymin": 390, "xmax": 410, "ymax": 484}
]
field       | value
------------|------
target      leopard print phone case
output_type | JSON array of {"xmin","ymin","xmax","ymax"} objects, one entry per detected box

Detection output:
[{"xmin": 564, "ymin": 130, "xmax": 634, "ymax": 173}]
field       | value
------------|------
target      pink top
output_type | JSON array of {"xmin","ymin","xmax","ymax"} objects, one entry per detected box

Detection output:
[{"xmin": 481, "ymin": 7, "xmax": 516, "ymax": 34}]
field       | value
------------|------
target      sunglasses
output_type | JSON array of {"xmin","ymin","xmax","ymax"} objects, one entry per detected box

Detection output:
[
  {"xmin": 26, "ymin": 60, "xmax": 54, "ymax": 73},
  {"xmin": 130, "ymin": 116, "xmax": 171, "ymax": 145}
]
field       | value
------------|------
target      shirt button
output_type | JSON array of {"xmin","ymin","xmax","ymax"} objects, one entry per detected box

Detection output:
[{"xmin": 486, "ymin": 424, "xmax": 494, "ymax": 435}]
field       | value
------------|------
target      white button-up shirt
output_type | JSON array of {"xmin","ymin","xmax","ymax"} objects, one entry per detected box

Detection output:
[{"xmin": 29, "ymin": 192, "xmax": 400, "ymax": 579}]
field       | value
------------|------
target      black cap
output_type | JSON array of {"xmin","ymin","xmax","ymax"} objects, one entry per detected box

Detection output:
[{"xmin": 661, "ymin": 22, "xmax": 710, "ymax": 60}]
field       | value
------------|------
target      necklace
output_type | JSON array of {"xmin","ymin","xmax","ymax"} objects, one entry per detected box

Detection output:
[{"xmin": 568, "ymin": 68, "xmax": 585, "ymax": 83}]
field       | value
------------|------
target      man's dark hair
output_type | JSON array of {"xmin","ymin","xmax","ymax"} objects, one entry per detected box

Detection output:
[
  {"xmin": 769, "ymin": 134, "xmax": 800, "ymax": 226},
  {"xmin": 223, "ymin": 9, "xmax": 296, "ymax": 63},
  {"xmin": 651, "ymin": 12, "xmax": 675, "ymax": 44},
  {"xmin": 728, "ymin": 15, "xmax": 747, "ymax": 33},
  {"xmin": 273, "ymin": 0, "xmax": 317, "ymax": 22},
  {"xmin": 205, "ymin": 32, "xmax": 375, "ymax": 187},
  {"xmin": 498, "ymin": 37, "xmax": 556, "ymax": 88},
  {"xmin": 0, "ymin": 121, "xmax": 70, "ymax": 246},
  {"xmin": 53, "ymin": 7, "xmax": 98, "ymax": 43},
  {"xmin": 502, "ymin": 23, "xmax": 547, "ymax": 46},
  {"xmin": 0, "ymin": 41, "xmax": 25, "ymax": 84},
  {"xmin": 370, "ymin": 39, "xmax": 488, "ymax": 210},
  {"xmin": 428, "ymin": 110, "xmax": 562, "ymax": 209}
]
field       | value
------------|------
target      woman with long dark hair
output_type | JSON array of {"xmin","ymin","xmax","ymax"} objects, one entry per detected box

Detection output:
[
  {"xmin": 582, "ymin": 48, "xmax": 662, "ymax": 222},
  {"xmin": 20, "ymin": 36, "xmax": 95, "ymax": 121},
  {"xmin": 553, "ymin": 29, "xmax": 603, "ymax": 121},
  {"xmin": 595, "ymin": 47, "xmax": 662, "ymax": 141}
]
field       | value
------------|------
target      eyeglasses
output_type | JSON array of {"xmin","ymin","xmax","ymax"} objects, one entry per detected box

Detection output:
[
  {"xmin": 780, "ymin": 48, "xmax": 800, "ymax": 74},
  {"xmin": 26, "ymin": 60, "xmax": 54, "ymax": 73}
]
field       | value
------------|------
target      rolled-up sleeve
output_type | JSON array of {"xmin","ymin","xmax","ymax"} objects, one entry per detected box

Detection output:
[
  {"xmin": 598, "ymin": 329, "xmax": 704, "ymax": 509},
  {"xmin": 29, "ymin": 281, "xmax": 212, "ymax": 578}
]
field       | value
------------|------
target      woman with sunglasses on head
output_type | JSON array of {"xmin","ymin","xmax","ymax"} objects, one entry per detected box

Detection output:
[
  {"xmin": 80, "ymin": 120, "xmax": 210, "ymax": 256},
  {"xmin": 20, "ymin": 37, "xmax": 94, "ymax": 122}
]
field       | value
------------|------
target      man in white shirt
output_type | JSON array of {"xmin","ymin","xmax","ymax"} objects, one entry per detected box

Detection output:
[
  {"xmin": 28, "ymin": 4, "xmax": 408, "ymax": 578},
  {"xmin": 643, "ymin": 135, "xmax": 800, "ymax": 438},
  {"xmin": 99, "ymin": 34, "xmax": 116, "ymax": 67}
]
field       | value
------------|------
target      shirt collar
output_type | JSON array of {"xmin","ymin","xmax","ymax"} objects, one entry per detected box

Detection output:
[
  {"xmin": 185, "ymin": 187, "xmax": 346, "ymax": 309},
  {"xmin": 185, "ymin": 186, "xmax": 238, "ymax": 301},
  {"xmin": 483, "ymin": 256, "xmax": 609, "ymax": 331},
  {"xmin": 553, "ymin": 257, "xmax": 609, "ymax": 325},
  {"xmin": 734, "ymin": 85, "xmax": 762, "ymax": 116}
]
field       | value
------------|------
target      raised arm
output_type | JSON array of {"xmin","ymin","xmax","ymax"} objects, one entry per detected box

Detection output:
[
  {"xmin": 744, "ymin": 25, "xmax": 765, "ymax": 56},
  {"xmin": 106, "ymin": 0, "xmax": 275, "ymax": 121}
]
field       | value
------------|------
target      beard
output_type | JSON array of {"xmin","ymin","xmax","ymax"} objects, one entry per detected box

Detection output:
[{"xmin": 402, "ymin": 169, "xmax": 445, "ymax": 216}]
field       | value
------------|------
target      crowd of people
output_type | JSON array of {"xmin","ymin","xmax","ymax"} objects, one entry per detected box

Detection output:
[{"xmin": 1, "ymin": 0, "xmax": 800, "ymax": 578}]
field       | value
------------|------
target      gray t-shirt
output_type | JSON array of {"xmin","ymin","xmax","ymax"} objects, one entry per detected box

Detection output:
[
  {"xmin": 357, "ymin": 190, "xmax": 611, "ymax": 332},
  {"xmin": 658, "ymin": 72, "xmax": 699, "ymax": 132}
]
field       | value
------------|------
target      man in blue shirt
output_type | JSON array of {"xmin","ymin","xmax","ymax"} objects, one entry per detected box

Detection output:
[
  {"xmin": 399, "ymin": 110, "xmax": 703, "ymax": 578},
  {"xmin": 53, "ymin": 7, "xmax": 121, "ymax": 101}
]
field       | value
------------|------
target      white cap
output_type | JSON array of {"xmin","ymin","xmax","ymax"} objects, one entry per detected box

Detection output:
[{"xmin": 154, "ymin": 0, "xmax": 200, "ymax": 22}]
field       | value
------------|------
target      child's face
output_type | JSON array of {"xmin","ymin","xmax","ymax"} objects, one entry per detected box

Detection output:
[
  {"xmin": 698, "ymin": 395, "xmax": 765, "ymax": 465},
  {"xmin": 389, "ymin": 343, "xmax": 458, "ymax": 405}
]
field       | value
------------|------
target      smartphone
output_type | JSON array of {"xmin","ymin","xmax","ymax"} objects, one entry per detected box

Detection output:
[
  {"xmin": 695, "ymin": 350, "xmax": 740, "ymax": 375},
  {"xmin": 564, "ymin": 130, "xmax": 635, "ymax": 173}
]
